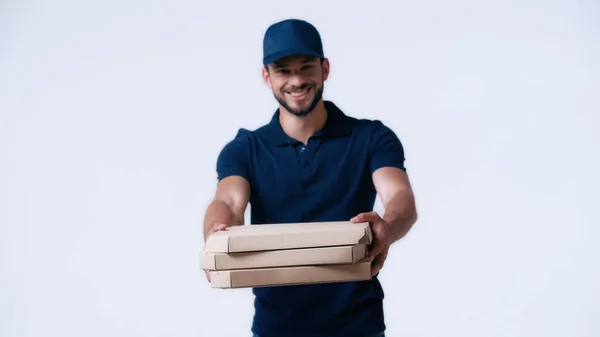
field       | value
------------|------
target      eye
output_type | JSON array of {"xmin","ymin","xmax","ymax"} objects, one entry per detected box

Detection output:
[{"xmin": 277, "ymin": 69, "xmax": 290, "ymax": 74}]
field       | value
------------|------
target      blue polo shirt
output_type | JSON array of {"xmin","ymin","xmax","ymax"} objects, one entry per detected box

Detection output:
[{"xmin": 216, "ymin": 101, "xmax": 406, "ymax": 337}]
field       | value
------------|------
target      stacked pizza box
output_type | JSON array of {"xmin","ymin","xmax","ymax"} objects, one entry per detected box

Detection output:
[{"xmin": 200, "ymin": 221, "xmax": 373, "ymax": 288}]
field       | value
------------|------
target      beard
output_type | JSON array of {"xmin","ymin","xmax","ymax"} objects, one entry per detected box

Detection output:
[{"xmin": 273, "ymin": 83, "xmax": 324, "ymax": 117}]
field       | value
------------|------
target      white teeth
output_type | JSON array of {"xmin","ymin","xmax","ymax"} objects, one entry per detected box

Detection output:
[{"xmin": 289, "ymin": 88, "xmax": 309, "ymax": 97}]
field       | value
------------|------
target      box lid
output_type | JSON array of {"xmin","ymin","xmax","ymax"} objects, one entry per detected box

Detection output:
[
  {"xmin": 200, "ymin": 244, "xmax": 367, "ymax": 270},
  {"xmin": 204, "ymin": 221, "xmax": 372, "ymax": 253},
  {"xmin": 209, "ymin": 258, "xmax": 372, "ymax": 288}
]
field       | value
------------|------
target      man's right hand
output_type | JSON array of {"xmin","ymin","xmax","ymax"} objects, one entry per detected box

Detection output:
[
  {"xmin": 201, "ymin": 175, "xmax": 251, "ymax": 283},
  {"xmin": 205, "ymin": 222, "xmax": 228, "ymax": 240},
  {"xmin": 203, "ymin": 222, "xmax": 229, "ymax": 282}
]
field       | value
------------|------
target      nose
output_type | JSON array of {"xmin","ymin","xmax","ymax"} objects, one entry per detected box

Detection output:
[{"xmin": 288, "ymin": 74, "xmax": 307, "ymax": 89}]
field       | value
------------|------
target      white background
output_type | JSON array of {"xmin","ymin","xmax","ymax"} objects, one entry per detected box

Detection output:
[{"xmin": 1, "ymin": 0, "xmax": 599, "ymax": 336}]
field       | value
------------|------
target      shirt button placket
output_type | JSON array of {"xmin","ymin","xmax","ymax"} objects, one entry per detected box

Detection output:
[
  {"xmin": 301, "ymin": 139, "xmax": 320, "ymax": 168},
  {"xmin": 300, "ymin": 144, "xmax": 309, "ymax": 167}
]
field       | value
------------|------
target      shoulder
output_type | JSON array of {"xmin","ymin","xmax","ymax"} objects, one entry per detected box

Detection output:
[
  {"xmin": 216, "ymin": 126, "xmax": 263, "ymax": 182},
  {"xmin": 330, "ymin": 101, "xmax": 398, "ymax": 134},
  {"xmin": 344, "ymin": 112, "xmax": 402, "ymax": 146},
  {"xmin": 337, "ymin": 107, "xmax": 406, "ymax": 172},
  {"xmin": 218, "ymin": 128, "xmax": 251, "ymax": 157},
  {"xmin": 355, "ymin": 118, "xmax": 395, "ymax": 134},
  {"xmin": 220, "ymin": 122, "xmax": 272, "ymax": 148}
]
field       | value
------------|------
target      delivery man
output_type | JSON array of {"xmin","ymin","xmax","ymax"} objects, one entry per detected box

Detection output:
[{"xmin": 202, "ymin": 18, "xmax": 418, "ymax": 337}]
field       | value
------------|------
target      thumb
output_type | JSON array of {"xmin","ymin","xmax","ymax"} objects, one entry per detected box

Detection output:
[
  {"xmin": 213, "ymin": 223, "xmax": 227, "ymax": 231},
  {"xmin": 204, "ymin": 223, "xmax": 227, "ymax": 242}
]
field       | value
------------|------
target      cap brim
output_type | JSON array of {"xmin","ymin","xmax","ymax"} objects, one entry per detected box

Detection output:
[{"xmin": 263, "ymin": 48, "xmax": 324, "ymax": 66}]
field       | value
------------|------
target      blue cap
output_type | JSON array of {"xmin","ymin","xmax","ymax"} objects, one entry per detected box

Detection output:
[{"xmin": 262, "ymin": 19, "xmax": 324, "ymax": 66}]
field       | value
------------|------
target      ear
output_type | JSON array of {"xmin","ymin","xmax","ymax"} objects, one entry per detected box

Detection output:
[
  {"xmin": 262, "ymin": 66, "xmax": 272, "ymax": 89},
  {"xmin": 321, "ymin": 58, "xmax": 330, "ymax": 81}
]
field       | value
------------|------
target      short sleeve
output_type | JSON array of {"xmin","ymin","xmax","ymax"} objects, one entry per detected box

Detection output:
[
  {"xmin": 368, "ymin": 121, "xmax": 406, "ymax": 174},
  {"xmin": 216, "ymin": 129, "xmax": 252, "ymax": 182}
]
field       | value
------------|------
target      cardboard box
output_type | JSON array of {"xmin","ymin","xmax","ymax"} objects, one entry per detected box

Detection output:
[
  {"xmin": 204, "ymin": 221, "xmax": 372, "ymax": 253},
  {"xmin": 209, "ymin": 259, "xmax": 372, "ymax": 288},
  {"xmin": 200, "ymin": 244, "xmax": 367, "ymax": 270}
]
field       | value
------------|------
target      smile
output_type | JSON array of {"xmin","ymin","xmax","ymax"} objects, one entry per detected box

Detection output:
[{"xmin": 286, "ymin": 87, "xmax": 312, "ymax": 100}]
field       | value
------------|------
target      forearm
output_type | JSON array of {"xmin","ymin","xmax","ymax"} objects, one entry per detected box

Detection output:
[
  {"xmin": 382, "ymin": 192, "xmax": 417, "ymax": 244},
  {"xmin": 203, "ymin": 199, "xmax": 244, "ymax": 240}
]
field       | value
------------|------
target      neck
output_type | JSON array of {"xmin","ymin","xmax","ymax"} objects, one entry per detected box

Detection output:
[{"xmin": 279, "ymin": 100, "xmax": 327, "ymax": 144}]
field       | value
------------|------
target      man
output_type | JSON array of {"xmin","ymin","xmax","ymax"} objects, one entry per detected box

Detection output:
[{"xmin": 203, "ymin": 18, "xmax": 417, "ymax": 337}]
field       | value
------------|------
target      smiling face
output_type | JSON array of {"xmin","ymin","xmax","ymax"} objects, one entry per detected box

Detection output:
[{"xmin": 262, "ymin": 55, "xmax": 330, "ymax": 117}]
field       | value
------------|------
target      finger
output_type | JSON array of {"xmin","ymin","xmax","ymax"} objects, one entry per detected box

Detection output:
[
  {"xmin": 368, "ymin": 239, "xmax": 385, "ymax": 260},
  {"xmin": 206, "ymin": 223, "xmax": 227, "ymax": 237},
  {"xmin": 351, "ymin": 211, "xmax": 379, "ymax": 223},
  {"xmin": 371, "ymin": 247, "xmax": 389, "ymax": 277},
  {"xmin": 213, "ymin": 223, "xmax": 227, "ymax": 231},
  {"xmin": 204, "ymin": 270, "xmax": 211, "ymax": 282}
]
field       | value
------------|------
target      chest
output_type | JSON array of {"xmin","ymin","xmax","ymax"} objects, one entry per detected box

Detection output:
[{"xmin": 248, "ymin": 136, "xmax": 375, "ymax": 221}]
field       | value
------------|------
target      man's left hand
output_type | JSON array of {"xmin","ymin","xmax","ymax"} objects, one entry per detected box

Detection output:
[{"xmin": 351, "ymin": 212, "xmax": 391, "ymax": 277}]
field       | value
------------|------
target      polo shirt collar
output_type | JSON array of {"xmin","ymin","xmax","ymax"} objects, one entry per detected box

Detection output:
[{"xmin": 266, "ymin": 101, "xmax": 354, "ymax": 145}]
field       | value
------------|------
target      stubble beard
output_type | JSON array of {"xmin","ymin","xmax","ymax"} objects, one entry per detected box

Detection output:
[{"xmin": 274, "ymin": 84, "xmax": 324, "ymax": 117}]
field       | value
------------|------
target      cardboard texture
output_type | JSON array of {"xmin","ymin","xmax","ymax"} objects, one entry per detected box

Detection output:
[
  {"xmin": 200, "ymin": 244, "xmax": 367, "ymax": 270},
  {"xmin": 209, "ymin": 259, "xmax": 372, "ymax": 288},
  {"xmin": 204, "ymin": 221, "xmax": 372, "ymax": 253}
]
